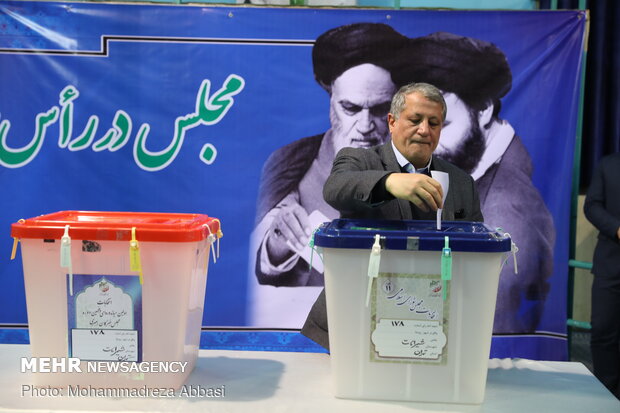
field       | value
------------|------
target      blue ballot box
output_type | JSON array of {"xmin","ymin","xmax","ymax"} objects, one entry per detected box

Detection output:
[{"xmin": 313, "ymin": 219, "xmax": 513, "ymax": 404}]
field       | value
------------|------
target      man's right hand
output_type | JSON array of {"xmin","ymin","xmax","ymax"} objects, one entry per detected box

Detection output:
[
  {"xmin": 385, "ymin": 173, "xmax": 443, "ymax": 212},
  {"xmin": 266, "ymin": 201, "xmax": 312, "ymax": 265}
]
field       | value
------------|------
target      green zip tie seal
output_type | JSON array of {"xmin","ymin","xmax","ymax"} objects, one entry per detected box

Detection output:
[
  {"xmin": 308, "ymin": 227, "xmax": 321, "ymax": 271},
  {"xmin": 441, "ymin": 236, "xmax": 452, "ymax": 301}
]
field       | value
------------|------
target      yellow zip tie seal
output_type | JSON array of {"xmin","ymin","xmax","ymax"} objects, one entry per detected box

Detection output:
[
  {"xmin": 129, "ymin": 227, "xmax": 143, "ymax": 284},
  {"xmin": 212, "ymin": 219, "xmax": 223, "ymax": 259},
  {"xmin": 10, "ymin": 237, "xmax": 19, "ymax": 260}
]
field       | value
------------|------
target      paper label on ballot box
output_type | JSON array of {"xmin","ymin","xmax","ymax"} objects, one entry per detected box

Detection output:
[
  {"xmin": 67, "ymin": 274, "xmax": 142, "ymax": 362},
  {"xmin": 370, "ymin": 273, "xmax": 448, "ymax": 364},
  {"xmin": 71, "ymin": 329, "xmax": 138, "ymax": 361}
]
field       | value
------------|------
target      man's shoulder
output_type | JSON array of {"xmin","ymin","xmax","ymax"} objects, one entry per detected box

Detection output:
[
  {"xmin": 255, "ymin": 133, "xmax": 325, "ymax": 223},
  {"xmin": 267, "ymin": 134, "xmax": 324, "ymax": 161}
]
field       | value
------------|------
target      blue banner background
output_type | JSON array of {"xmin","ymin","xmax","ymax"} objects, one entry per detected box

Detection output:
[{"xmin": 0, "ymin": 2, "xmax": 585, "ymax": 359}]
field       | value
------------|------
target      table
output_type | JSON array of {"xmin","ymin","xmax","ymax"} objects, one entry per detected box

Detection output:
[{"xmin": 0, "ymin": 344, "xmax": 618, "ymax": 412}]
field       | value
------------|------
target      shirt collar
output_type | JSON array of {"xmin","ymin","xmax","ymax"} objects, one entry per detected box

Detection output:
[
  {"xmin": 469, "ymin": 120, "xmax": 515, "ymax": 180},
  {"xmin": 390, "ymin": 140, "xmax": 432, "ymax": 172}
]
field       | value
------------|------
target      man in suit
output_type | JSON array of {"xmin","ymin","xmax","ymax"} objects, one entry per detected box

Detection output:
[
  {"xmin": 302, "ymin": 82, "xmax": 483, "ymax": 349},
  {"xmin": 584, "ymin": 153, "xmax": 620, "ymax": 400}
]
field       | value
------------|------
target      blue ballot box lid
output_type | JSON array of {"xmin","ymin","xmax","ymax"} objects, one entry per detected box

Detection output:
[{"xmin": 313, "ymin": 219, "xmax": 511, "ymax": 253}]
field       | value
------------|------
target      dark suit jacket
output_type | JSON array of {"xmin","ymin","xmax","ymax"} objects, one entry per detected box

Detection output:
[
  {"xmin": 301, "ymin": 141, "xmax": 483, "ymax": 350},
  {"xmin": 584, "ymin": 152, "xmax": 620, "ymax": 279}
]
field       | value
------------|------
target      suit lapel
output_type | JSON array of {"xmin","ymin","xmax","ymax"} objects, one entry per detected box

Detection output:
[{"xmin": 378, "ymin": 142, "xmax": 412, "ymax": 220}]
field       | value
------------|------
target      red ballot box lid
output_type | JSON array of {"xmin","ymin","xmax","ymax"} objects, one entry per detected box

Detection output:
[{"xmin": 11, "ymin": 210, "xmax": 220, "ymax": 242}]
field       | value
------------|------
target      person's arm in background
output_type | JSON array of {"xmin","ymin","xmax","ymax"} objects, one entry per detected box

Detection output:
[
  {"xmin": 584, "ymin": 157, "xmax": 620, "ymax": 240},
  {"xmin": 252, "ymin": 191, "xmax": 319, "ymax": 286},
  {"xmin": 251, "ymin": 136, "xmax": 325, "ymax": 286},
  {"xmin": 263, "ymin": 192, "xmax": 311, "ymax": 267}
]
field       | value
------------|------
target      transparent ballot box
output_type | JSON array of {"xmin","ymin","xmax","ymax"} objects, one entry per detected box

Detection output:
[
  {"xmin": 314, "ymin": 219, "xmax": 512, "ymax": 404},
  {"xmin": 11, "ymin": 211, "xmax": 222, "ymax": 390}
]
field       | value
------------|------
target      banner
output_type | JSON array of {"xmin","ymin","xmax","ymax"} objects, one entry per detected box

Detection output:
[{"xmin": 0, "ymin": 2, "xmax": 586, "ymax": 360}]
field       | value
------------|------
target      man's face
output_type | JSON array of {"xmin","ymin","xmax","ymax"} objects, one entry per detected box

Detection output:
[
  {"xmin": 329, "ymin": 64, "xmax": 396, "ymax": 153},
  {"xmin": 434, "ymin": 92, "xmax": 486, "ymax": 174},
  {"xmin": 388, "ymin": 91, "xmax": 443, "ymax": 169}
]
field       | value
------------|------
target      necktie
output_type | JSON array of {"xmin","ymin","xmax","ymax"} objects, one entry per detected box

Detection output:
[
  {"xmin": 403, "ymin": 163, "xmax": 433, "ymax": 219},
  {"xmin": 405, "ymin": 163, "xmax": 430, "ymax": 176}
]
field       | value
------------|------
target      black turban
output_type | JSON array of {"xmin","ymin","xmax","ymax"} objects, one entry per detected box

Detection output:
[
  {"xmin": 312, "ymin": 23, "xmax": 410, "ymax": 91},
  {"xmin": 404, "ymin": 32, "xmax": 512, "ymax": 111}
]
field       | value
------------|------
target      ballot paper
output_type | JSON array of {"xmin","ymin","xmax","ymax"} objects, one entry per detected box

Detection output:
[
  {"xmin": 286, "ymin": 209, "xmax": 328, "ymax": 273},
  {"xmin": 431, "ymin": 171, "xmax": 449, "ymax": 230}
]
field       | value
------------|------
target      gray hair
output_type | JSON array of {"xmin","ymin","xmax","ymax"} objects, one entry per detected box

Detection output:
[{"xmin": 390, "ymin": 82, "xmax": 447, "ymax": 121}]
